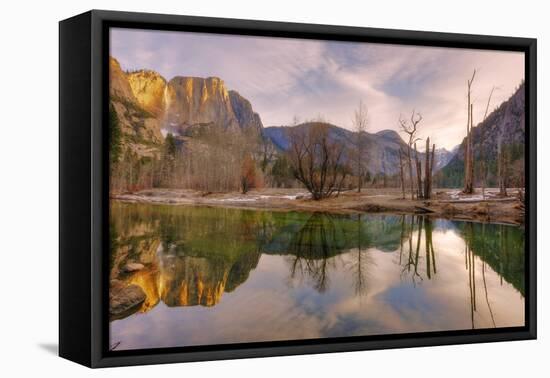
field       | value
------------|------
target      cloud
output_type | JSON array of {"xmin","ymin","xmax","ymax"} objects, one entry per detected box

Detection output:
[{"xmin": 111, "ymin": 28, "xmax": 524, "ymax": 149}]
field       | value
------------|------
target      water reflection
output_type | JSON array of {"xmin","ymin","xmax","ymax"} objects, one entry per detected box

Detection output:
[{"xmin": 109, "ymin": 203, "xmax": 525, "ymax": 350}]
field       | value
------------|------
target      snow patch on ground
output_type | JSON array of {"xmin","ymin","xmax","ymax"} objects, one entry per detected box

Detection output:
[
  {"xmin": 448, "ymin": 190, "xmax": 500, "ymax": 201},
  {"xmin": 214, "ymin": 192, "xmax": 309, "ymax": 203},
  {"xmin": 214, "ymin": 197, "xmax": 259, "ymax": 203}
]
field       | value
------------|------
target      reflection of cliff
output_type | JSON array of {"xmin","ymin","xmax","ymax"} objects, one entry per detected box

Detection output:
[
  {"xmin": 111, "ymin": 243, "xmax": 261, "ymax": 313},
  {"xmin": 159, "ymin": 250, "xmax": 261, "ymax": 307},
  {"xmin": 112, "ymin": 248, "xmax": 260, "ymax": 312},
  {"xmin": 159, "ymin": 255, "xmax": 228, "ymax": 307},
  {"xmin": 109, "ymin": 203, "xmax": 263, "ymax": 319},
  {"xmin": 125, "ymin": 267, "xmax": 160, "ymax": 312}
]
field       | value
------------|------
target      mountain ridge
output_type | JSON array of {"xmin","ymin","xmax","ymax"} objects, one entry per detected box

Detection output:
[{"xmin": 263, "ymin": 123, "xmax": 456, "ymax": 176}]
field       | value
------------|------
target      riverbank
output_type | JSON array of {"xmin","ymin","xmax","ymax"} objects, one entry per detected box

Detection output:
[{"xmin": 112, "ymin": 187, "xmax": 525, "ymax": 225}]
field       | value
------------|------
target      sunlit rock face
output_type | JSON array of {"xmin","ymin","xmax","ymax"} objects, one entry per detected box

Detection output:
[
  {"xmin": 127, "ymin": 70, "xmax": 167, "ymax": 117},
  {"xmin": 110, "ymin": 57, "xmax": 135, "ymax": 100},
  {"xmin": 163, "ymin": 77, "xmax": 241, "ymax": 134},
  {"xmin": 109, "ymin": 57, "xmax": 164, "ymax": 158},
  {"xmin": 110, "ymin": 55, "xmax": 265, "ymax": 153}
]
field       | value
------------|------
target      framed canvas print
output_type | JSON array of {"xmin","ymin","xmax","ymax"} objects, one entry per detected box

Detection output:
[{"xmin": 59, "ymin": 10, "xmax": 537, "ymax": 368}]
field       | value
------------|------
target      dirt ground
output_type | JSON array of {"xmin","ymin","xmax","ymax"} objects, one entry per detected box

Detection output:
[{"xmin": 112, "ymin": 187, "xmax": 525, "ymax": 225}]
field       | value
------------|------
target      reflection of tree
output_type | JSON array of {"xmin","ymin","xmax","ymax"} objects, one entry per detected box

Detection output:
[
  {"xmin": 462, "ymin": 223, "xmax": 506, "ymax": 329},
  {"xmin": 464, "ymin": 222, "xmax": 497, "ymax": 329},
  {"xmin": 348, "ymin": 214, "xmax": 372, "ymax": 296},
  {"xmin": 458, "ymin": 221, "xmax": 524, "ymax": 296},
  {"xmin": 399, "ymin": 215, "xmax": 437, "ymax": 286},
  {"xmin": 425, "ymin": 219, "xmax": 437, "ymax": 279},
  {"xmin": 465, "ymin": 223, "xmax": 477, "ymax": 329},
  {"xmin": 482, "ymin": 242, "xmax": 497, "ymax": 327},
  {"xmin": 287, "ymin": 213, "xmax": 341, "ymax": 292},
  {"xmin": 285, "ymin": 213, "xmax": 374, "ymax": 296},
  {"xmin": 396, "ymin": 217, "xmax": 523, "ymax": 329},
  {"xmin": 459, "ymin": 221, "xmax": 524, "ymax": 329}
]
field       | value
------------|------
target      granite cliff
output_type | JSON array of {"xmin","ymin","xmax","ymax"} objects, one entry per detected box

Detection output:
[{"xmin": 110, "ymin": 56, "xmax": 265, "ymax": 157}]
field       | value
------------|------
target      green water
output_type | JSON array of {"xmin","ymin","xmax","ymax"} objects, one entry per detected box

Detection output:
[{"xmin": 109, "ymin": 202, "xmax": 525, "ymax": 351}]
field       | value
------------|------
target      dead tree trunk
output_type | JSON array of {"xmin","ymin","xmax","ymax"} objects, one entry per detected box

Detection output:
[
  {"xmin": 468, "ymin": 104, "xmax": 475, "ymax": 190},
  {"xmin": 429, "ymin": 143, "xmax": 435, "ymax": 198},
  {"xmin": 421, "ymin": 139, "xmax": 436, "ymax": 200},
  {"xmin": 414, "ymin": 143, "xmax": 423, "ymax": 199},
  {"xmin": 399, "ymin": 111, "xmax": 422, "ymax": 200},
  {"xmin": 464, "ymin": 70, "xmax": 476, "ymax": 194},
  {"xmin": 399, "ymin": 149, "xmax": 406, "ymax": 199},
  {"xmin": 464, "ymin": 104, "xmax": 475, "ymax": 193},
  {"xmin": 424, "ymin": 138, "xmax": 430, "ymax": 199},
  {"xmin": 407, "ymin": 148, "xmax": 415, "ymax": 200}
]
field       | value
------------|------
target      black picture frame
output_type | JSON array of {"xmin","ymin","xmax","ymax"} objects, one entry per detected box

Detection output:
[{"xmin": 59, "ymin": 9, "xmax": 537, "ymax": 368}]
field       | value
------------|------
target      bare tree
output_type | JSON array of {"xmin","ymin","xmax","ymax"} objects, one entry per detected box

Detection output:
[
  {"xmin": 173, "ymin": 125, "xmax": 262, "ymax": 193},
  {"xmin": 399, "ymin": 110, "xmax": 423, "ymax": 200},
  {"xmin": 429, "ymin": 140, "xmax": 435, "ymax": 197},
  {"xmin": 398, "ymin": 148, "xmax": 406, "ymax": 199},
  {"xmin": 423, "ymin": 137, "xmax": 436, "ymax": 199},
  {"xmin": 414, "ymin": 143, "xmax": 423, "ymax": 198},
  {"xmin": 288, "ymin": 123, "xmax": 349, "ymax": 200},
  {"xmin": 352, "ymin": 100, "xmax": 369, "ymax": 192},
  {"xmin": 464, "ymin": 70, "xmax": 476, "ymax": 194}
]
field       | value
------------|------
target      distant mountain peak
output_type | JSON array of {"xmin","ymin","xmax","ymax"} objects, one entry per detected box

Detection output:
[{"xmin": 375, "ymin": 129, "xmax": 401, "ymax": 140}]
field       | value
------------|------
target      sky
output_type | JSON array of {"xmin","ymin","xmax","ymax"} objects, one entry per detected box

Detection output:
[{"xmin": 111, "ymin": 28, "xmax": 524, "ymax": 150}]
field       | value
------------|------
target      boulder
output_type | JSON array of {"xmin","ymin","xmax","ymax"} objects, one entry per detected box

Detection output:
[
  {"xmin": 110, "ymin": 281, "xmax": 146, "ymax": 320},
  {"xmin": 123, "ymin": 262, "xmax": 145, "ymax": 272}
]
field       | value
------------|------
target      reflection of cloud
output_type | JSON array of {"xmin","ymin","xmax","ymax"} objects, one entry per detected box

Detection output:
[{"xmin": 111, "ymin": 28, "xmax": 524, "ymax": 149}]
